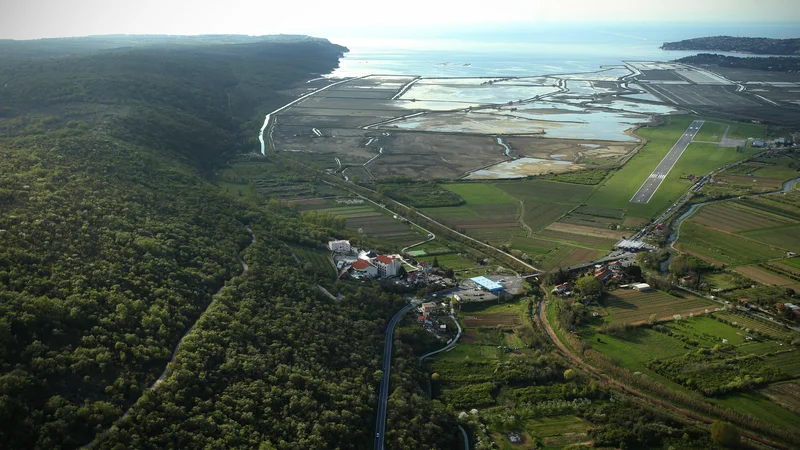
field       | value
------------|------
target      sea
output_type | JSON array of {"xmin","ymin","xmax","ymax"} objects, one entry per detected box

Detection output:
[{"xmin": 324, "ymin": 22, "xmax": 799, "ymax": 78}]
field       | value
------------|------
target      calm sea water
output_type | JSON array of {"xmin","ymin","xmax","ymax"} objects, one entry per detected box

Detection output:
[{"xmin": 326, "ymin": 22, "xmax": 799, "ymax": 78}]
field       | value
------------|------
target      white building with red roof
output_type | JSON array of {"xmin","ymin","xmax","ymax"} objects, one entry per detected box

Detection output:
[
  {"xmin": 373, "ymin": 255, "xmax": 402, "ymax": 278},
  {"xmin": 351, "ymin": 258, "xmax": 378, "ymax": 277}
]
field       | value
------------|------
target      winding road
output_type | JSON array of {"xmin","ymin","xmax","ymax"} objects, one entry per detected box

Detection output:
[
  {"xmin": 418, "ymin": 315, "xmax": 462, "ymax": 366},
  {"xmin": 374, "ymin": 301, "xmax": 417, "ymax": 450},
  {"xmin": 83, "ymin": 225, "xmax": 256, "ymax": 449}
]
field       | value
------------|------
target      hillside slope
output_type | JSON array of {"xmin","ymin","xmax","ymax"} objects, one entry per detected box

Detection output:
[{"xmin": 0, "ymin": 37, "xmax": 456, "ymax": 449}]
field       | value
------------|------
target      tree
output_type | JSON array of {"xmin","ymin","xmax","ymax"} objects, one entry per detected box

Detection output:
[
  {"xmin": 575, "ymin": 274, "xmax": 602, "ymax": 298},
  {"xmin": 563, "ymin": 369, "xmax": 576, "ymax": 381},
  {"xmin": 710, "ymin": 420, "xmax": 740, "ymax": 448},
  {"xmin": 431, "ymin": 373, "xmax": 440, "ymax": 381},
  {"xmin": 432, "ymin": 256, "xmax": 440, "ymax": 268}
]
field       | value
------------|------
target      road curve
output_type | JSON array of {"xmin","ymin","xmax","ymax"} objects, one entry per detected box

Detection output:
[
  {"xmin": 83, "ymin": 225, "xmax": 256, "ymax": 449},
  {"xmin": 374, "ymin": 302, "xmax": 417, "ymax": 450},
  {"xmin": 418, "ymin": 315, "xmax": 462, "ymax": 366}
]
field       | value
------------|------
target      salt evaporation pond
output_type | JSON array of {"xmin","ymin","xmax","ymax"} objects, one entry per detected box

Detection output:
[{"xmin": 398, "ymin": 83, "xmax": 561, "ymax": 106}]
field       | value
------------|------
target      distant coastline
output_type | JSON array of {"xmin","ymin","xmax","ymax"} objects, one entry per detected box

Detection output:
[{"xmin": 662, "ymin": 36, "xmax": 800, "ymax": 56}]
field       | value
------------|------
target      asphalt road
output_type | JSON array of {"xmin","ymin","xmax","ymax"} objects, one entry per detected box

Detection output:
[
  {"xmin": 630, "ymin": 120, "xmax": 705, "ymax": 204},
  {"xmin": 374, "ymin": 302, "xmax": 416, "ymax": 450}
]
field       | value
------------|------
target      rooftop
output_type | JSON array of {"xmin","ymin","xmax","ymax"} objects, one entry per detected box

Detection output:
[
  {"xmin": 352, "ymin": 259, "xmax": 375, "ymax": 270},
  {"xmin": 470, "ymin": 276, "xmax": 504, "ymax": 292}
]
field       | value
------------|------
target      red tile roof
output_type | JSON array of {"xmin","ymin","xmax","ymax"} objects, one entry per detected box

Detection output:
[
  {"xmin": 352, "ymin": 259, "xmax": 374, "ymax": 270},
  {"xmin": 374, "ymin": 255, "xmax": 394, "ymax": 264}
]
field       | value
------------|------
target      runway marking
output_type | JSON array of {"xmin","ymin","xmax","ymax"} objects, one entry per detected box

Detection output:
[{"xmin": 630, "ymin": 120, "xmax": 705, "ymax": 204}]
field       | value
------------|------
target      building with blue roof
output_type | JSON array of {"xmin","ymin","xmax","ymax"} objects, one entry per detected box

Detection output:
[{"xmin": 470, "ymin": 276, "xmax": 504, "ymax": 292}]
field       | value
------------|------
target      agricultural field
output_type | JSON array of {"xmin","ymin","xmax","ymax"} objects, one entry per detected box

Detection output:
[
  {"xmin": 676, "ymin": 221, "xmax": 785, "ymax": 266},
  {"xmin": 313, "ymin": 202, "xmax": 425, "ymax": 247},
  {"xmin": 735, "ymin": 265, "xmax": 799, "ymax": 290},
  {"xmin": 524, "ymin": 416, "xmax": 592, "ymax": 450},
  {"xmin": 422, "ymin": 180, "xmax": 603, "ymax": 268},
  {"xmin": 416, "ymin": 252, "xmax": 479, "ymax": 271},
  {"xmin": 666, "ymin": 316, "xmax": 787, "ymax": 355},
  {"xmin": 762, "ymin": 380, "xmax": 800, "ymax": 414},
  {"xmin": 289, "ymin": 245, "xmax": 336, "ymax": 280},
  {"xmin": 583, "ymin": 326, "xmax": 689, "ymax": 374},
  {"xmin": 714, "ymin": 310, "xmax": 797, "ymax": 342},
  {"xmin": 676, "ymin": 195, "xmax": 800, "ymax": 268},
  {"xmin": 599, "ymin": 289, "xmax": 718, "ymax": 325},
  {"xmin": 712, "ymin": 392, "xmax": 800, "ymax": 431},
  {"xmin": 688, "ymin": 201, "xmax": 794, "ymax": 233}
]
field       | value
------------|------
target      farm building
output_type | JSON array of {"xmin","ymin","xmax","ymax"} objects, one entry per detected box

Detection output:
[
  {"xmin": 631, "ymin": 283, "xmax": 651, "ymax": 291},
  {"xmin": 328, "ymin": 239, "xmax": 351, "ymax": 253},
  {"xmin": 470, "ymin": 276, "xmax": 504, "ymax": 292}
]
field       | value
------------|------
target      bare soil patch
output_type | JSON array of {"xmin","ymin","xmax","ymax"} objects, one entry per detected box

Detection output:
[{"xmin": 547, "ymin": 222, "xmax": 625, "ymax": 240}]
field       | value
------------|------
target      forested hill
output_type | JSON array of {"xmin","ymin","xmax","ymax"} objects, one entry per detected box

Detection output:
[
  {"xmin": 661, "ymin": 36, "xmax": 800, "ymax": 55},
  {"xmin": 675, "ymin": 53, "xmax": 800, "ymax": 73},
  {"xmin": 0, "ymin": 37, "xmax": 456, "ymax": 449},
  {"xmin": 0, "ymin": 36, "xmax": 347, "ymax": 170}
]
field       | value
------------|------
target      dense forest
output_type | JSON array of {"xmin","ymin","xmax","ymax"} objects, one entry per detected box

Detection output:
[
  {"xmin": 675, "ymin": 53, "xmax": 800, "ymax": 73},
  {"xmin": 662, "ymin": 36, "xmax": 800, "ymax": 55},
  {"xmin": 0, "ymin": 36, "xmax": 458, "ymax": 449}
]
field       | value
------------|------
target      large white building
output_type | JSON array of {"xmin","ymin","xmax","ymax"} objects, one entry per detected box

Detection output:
[
  {"xmin": 373, "ymin": 255, "xmax": 402, "ymax": 278},
  {"xmin": 328, "ymin": 239, "xmax": 351, "ymax": 253}
]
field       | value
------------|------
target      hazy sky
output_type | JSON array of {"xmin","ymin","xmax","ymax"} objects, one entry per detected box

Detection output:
[{"xmin": 1, "ymin": 0, "xmax": 798, "ymax": 40}]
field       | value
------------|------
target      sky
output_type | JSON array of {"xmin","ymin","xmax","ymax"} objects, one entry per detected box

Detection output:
[{"xmin": 1, "ymin": 0, "xmax": 799, "ymax": 40}]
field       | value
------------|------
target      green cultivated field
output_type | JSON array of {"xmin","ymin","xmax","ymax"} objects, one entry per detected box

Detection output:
[
  {"xmin": 713, "ymin": 392, "xmax": 800, "ymax": 430},
  {"xmin": 585, "ymin": 326, "xmax": 687, "ymax": 372},
  {"xmin": 290, "ymin": 245, "xmax": 336, "ymax": 280},
  {"xmin": 417, "ymin": 252, "xmax": 477, "ymax": 270},
  {"xmin": 714, "ymin": 310, "xmax": 797, "ymax": 341},
  {"xmin": 743, "ymin": 225, "xmax": 800, "ymax": 253},
  {"xmin": 600, "ymin": 289, "xmax": 716, "ymax": 324},
  {"xmin": 444, "ymin": 183, "xmax": 518, "ymax": 205},
  {"xmin": 677, "ymin": 221, "xmax": 784, "ymax": 266}
]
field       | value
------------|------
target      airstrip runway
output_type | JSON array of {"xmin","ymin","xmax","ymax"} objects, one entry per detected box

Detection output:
[{"xmin": 630, "ymin": 120, "xmax": 704, "ymax": 204}]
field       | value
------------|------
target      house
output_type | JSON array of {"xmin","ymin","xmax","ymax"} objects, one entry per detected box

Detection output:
[
  {"xmin": 374, "ymin": 255, "xmax": 403, "ymax": 278},
  {"xmin": 594, "ymin": 267, "xmax": 614, "ymax": 283},
  {"xmin": 439, "ymin": 324, "xmax": 447, "ymax": 332},
  {"xmin": 551, "ymin": 282, "xmax": 573, "ymax": 295},
  {"xmin": 752, "ymin": 139, "xmax": 767, "ymax": 148},
  {"xmin": 608, "ymin": 261, "xmax": 622, "ymax": 271},
  {"xmin": 680, "ymin": 275, "xmax": 694, "ymax": 286},
  {"xmin": 328, "ymin": 239, "xmax": 351, "ymax": 253},
  {"xmin": 631, "ymin": 283, "xmax": 651, "ymax": 291},
  {"xmin": 351, "ymin": 259, "xmax": 377, "ymax": 277},
  {"xmin": 421, "ymin": 302, "xmax": 438, "ymax": 317}
]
